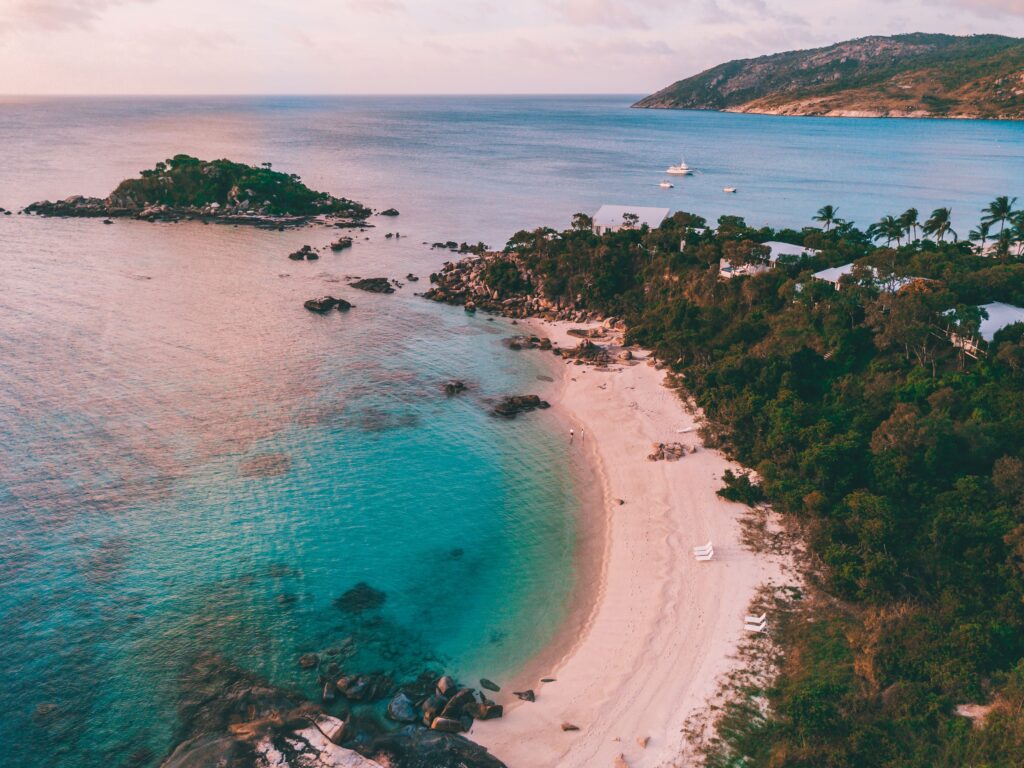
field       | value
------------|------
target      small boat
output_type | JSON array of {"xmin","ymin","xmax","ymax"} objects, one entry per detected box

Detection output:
[
  {"xmin": 659, "ymin": 180, "xmax": 674, "ymax": 189},
  {"xmin": 666, "ymin": 159, "xmax": 693, "ymax": 176},
  {"xmin": 723, "ymin": 187, "xmax": 737, "ymax": 194}
]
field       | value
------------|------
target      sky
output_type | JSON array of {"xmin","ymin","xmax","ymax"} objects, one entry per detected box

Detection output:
[{"xmin": 0, "ymin": 0, "xmax": 1022, "ymax": 95}]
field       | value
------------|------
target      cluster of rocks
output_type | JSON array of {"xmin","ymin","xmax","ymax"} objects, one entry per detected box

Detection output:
[
  {"xmin": 331, "ymin": 237, "xmax": 353, "ymax": 252},
  {"xmin": 502, "ymin": 334, "xmax": 553, "ymax": 351},
  {"xmin": 386, "ymin": 674, "xmax": 503, "ymax": 734},
  {"xmin": 304, "ymin": 296, "xmax": 354, "ymax": 313},
  {"xmin": 429, "ymin": 241, "xmax": 488, "ymax": 255},
  {"xmin": 424, "ymin": 254, "xmax": 601, "ymax": 323},
  {"xmin": 162, "ymin": 654, "xmax": 507, "ymax": 768},
  {"xmin": 349, "ymin": 277, "xmax": 397, "ymax": 294},
  {"xmin": 0, "ymin": 206, "xmax": 10, "ymax": 216},
  {"xmin": 23, "ymin": 195, "xmax": 343, "ymax": 228},
  {"xmin": 379, "ymin": 208, "xmax": 400, "ymax": 217},
  {"xmin": 492, "ymin": 394, "xmax": 550, "ymax": 418},
  {"xmin": 647, "ymin": 442, "xmax": 698, "ymax": 461},
  {"xmin": 289, "ymin": 245, "xmax": 319, "ymax": 260},
  {"xmin": 559, "ymin": 338, "xmax": 612, "ymax": 365}
]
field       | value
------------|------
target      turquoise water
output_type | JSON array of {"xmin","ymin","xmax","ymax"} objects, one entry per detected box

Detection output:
[{"xmin": 0, "ymin": 96, "xmax": 1022, "ymax": 767}]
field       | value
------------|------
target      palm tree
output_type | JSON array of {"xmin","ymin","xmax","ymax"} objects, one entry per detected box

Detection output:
[
  {"xmin": 868, "ymin": 215, "xmax": 904, "ymax": 247},
  {"xmin": 814, "ymin": 205, "xmax": 840, "ymax": 232},
  {"xmin": 924, "ymin": 207, "xmax": 957, "ymax": 243},
  {"xmin": 900, "ymin": 208, "xmax": 920, "ymax": 241},
  {"xmin": 982, "ymin": 196, "xmax": 1018, "ymax": 235},
  {"xmin": 1010, "ymin": 211, "xmax": 1024, "ymax": 258},
  {"xmin": 969, "ymin": 221, "xmax": 991, "ymax": 254}
]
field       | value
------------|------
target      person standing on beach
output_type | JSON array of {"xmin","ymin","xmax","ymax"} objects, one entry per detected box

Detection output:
[
  {"xmin": 581, "ymin": 427, "xmax": 585, "ymax": 444},
  {"xmin": 570, "ymin": 428, "xmax": 575, "ymax": 444}
]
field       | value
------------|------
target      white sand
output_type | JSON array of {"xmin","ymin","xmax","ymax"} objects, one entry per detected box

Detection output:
[{"xmin": 471, "ymin": 321, "xmax": 787, "ymax": 768}]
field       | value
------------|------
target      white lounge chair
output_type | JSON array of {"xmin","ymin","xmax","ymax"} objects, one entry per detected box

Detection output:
[
  {"xmin": 692, "ymin": 541, "xmax": 713, "ymax": 555},
  {"xmin": 694, "ymin": 548, "xmax": 714, "ymax": 562},
  {"xmin": 744, "ymin": 615, "xmax": 767, "ymax": 633}
]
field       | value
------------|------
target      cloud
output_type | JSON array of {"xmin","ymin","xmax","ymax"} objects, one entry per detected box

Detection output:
[
  {"xmin": 942, "ymin": 0, "xmax": 1024, "ymax": 17},
  {"xmin": 0, "ymin": 0, "xmax": 152, "ymax": 32},
  {"xmin": 549, "ymin": 0, "xmax": 667, "ymax": 29},
  {"xmin": 344, "ymin": 0, "xmax": 405, "ymax": 14}
]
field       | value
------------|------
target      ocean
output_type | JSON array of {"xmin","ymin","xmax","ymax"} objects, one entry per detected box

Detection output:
[{"xmin": 0, "ymin": 95, "xmax": 1021, "ymax": 767}]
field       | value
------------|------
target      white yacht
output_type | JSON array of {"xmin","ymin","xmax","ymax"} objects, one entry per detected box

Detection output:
[
  {"xmin": 659, "ymin": 180, "xmax": 674, "ymax": 189},
  {"xmin": 723, "ymin": 186, "xmax": 737, "ymax": 194},
  {"xmin": 666, "ymin": 159, "xmax": 693, "ymax": 176}
]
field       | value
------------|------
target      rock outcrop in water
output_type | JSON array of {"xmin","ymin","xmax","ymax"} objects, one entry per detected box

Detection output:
[
  {"xmin": 161, "ymin": 654, "xmax": 507, "ymax": 768},
  {"xmin": 492, "ymin": 395, "xmax": 550, "ymax": 418},
  {"xmin": 349, "ymin": 278, "xmax": 396, "ymax": 294},
  {"xmin": 24, "ymin": 155, "xmax": 373, "ymax": 227},
  {"xmin": 304, "ymin": 297, "xmax": 353, "ymax": 313}
]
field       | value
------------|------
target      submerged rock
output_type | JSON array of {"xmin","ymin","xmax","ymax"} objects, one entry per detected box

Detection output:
[
  {"xmin": 334, "ymin": 582, "xmax": 387, "ymax": 613},
  {"xmin": 479, "ymin": 678, "xmax": 500, "ymax": 692},
  {"xmin": 331, "ymin": 237, "xmax": 354, "ymax": 252},
  {"xmin": 443, "ymin": 380, "xmax": 467, "ymax": 396},
  {"xmin": 379, "ymin": 208, "xmax": 400, "ymax": 216}
]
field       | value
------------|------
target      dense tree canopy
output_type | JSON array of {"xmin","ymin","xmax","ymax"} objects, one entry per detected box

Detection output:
[{"xmin": 491, "ymin": 202, "xmax": 1024, "ymax": 766}]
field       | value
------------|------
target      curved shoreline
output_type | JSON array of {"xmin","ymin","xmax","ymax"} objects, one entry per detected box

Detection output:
[{"xmin": 471, "ymin": 320, "xmax": 788, "ymax": 767}]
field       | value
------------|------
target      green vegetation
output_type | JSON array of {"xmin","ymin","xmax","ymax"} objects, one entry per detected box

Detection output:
[
  {"xmin": 489, "ymin": 197, "xmax": 1024, "ymax": 765},
  {"xmin": 634, "ymin": 33, "xmax": 1024, "ymax": 119},
  {"xmin": 109, "ymin": 154, "xmax": 370, "ymax": 218}
]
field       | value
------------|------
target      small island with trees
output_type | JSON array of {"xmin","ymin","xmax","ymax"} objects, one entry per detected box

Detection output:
[{"xmin": 25, "ymin": 154, "xmax": 372, "ymax": 227}]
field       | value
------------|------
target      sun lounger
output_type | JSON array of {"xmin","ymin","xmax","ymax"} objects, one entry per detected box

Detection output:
[
  {"xmin": 694, "ymin": 548, "xmax": 714, "ymax": 562},
  {"xmin": 692, "ymin": 541, "xmax": 713, "ymax": 554},
  {"xmin": 744, "ymin": 615, "xmax": 767, "ymax": 632}
]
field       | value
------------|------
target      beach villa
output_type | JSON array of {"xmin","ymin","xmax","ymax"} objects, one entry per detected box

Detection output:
[
  {"xmin": 592, "ymin": 205, "xmax": 670, "ymax": 236},
  {"xmin": 811, "ymin": 262, "xmax": 856, "ymax": 289},
  {"xmin": 720, "ymin": 240, "xmax": 819, "ymax": 279},
  {"xmin": 811, "ymin": 263, "xmax": 925, "ymax": 292},
  {"xmin": 949, "ymin": 301, "xmax": 1024, "ymax": 357}
]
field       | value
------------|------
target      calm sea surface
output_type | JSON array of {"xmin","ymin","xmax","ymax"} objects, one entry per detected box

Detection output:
[{"xmin": 0, "ymin": 95, "xmax": 1022, "ymax": 767}]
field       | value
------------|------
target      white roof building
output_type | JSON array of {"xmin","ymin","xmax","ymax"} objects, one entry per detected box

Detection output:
[
  {"xmin": 979, "ymin": 302, "xmax": 1024, "ymax": 341},
  {"xmin": 762, "ymin": 241, "xmax": 818, "ymax": 263},
  {"xmin": 811, "ymin": 263, "xmax": 856, "ymax": 288},
  {"xmin": 812, "ymin": 264, "xmax": 929, "ymax": 293},
  {"xmin": 592, "ymin": 205, "xmax": 670, "ymax": 236}
]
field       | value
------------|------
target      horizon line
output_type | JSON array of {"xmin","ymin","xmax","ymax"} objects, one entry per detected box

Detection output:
[{"xmin": 0, "ymin": 91, "xmax": 647, "ymax": 99}]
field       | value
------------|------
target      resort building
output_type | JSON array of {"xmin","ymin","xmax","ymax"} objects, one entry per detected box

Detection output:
[
  {"xmin": 947, "ymin": 302, "xmax": 1024, "ymax": 358},
  {"xmin": 592, "ymin": 205, "xmax": 670, "ymax": 236},
  {"xmin": 978, "ymin": 302, "xmax": 1024, "ymax": 341},
  {"xmin": 720, "ymin": 240, "xmax": 819, "ymax": 279},
  {"xmin": 811, "ymin": 263, "xmax": 928, "ymax": 293},
  {"xmin": 811, "ymin": 262, "xmax": 856, "ymax": 289}
]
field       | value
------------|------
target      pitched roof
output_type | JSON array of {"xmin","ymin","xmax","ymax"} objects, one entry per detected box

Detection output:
[
  {"xmin": 979, "ymin": 302, "xmax": 1024, "ymax": 341},
  {"xmin": 762, "ymin": 241, "xmax": 817, "ymax": 262}
]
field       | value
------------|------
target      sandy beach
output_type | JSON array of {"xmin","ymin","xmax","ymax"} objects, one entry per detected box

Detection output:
[{"xmin": 471, "ymin": 320, "xmax": 789, "ymax": 768}]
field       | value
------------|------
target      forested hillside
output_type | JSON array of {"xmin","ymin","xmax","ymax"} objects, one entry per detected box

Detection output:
[{"xmin": 432, "ymin": 200, "xmax": 1024, "ymax": 765}]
